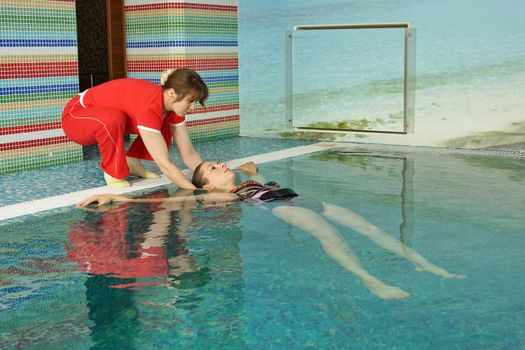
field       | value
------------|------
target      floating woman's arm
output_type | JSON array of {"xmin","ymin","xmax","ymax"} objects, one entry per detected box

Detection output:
[
  {"xmin": 235, "ymin": 161, "xmax": 267, "ymax": 184},
  {"xmin": 76, "ymin": 191, "xmax": 239, "ymax": 208}
]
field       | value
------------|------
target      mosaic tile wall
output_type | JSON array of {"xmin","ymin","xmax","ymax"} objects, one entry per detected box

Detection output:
[
  {"xmin": 0, "ymin": 0, "xmax": 81, "ymax": 175},
  {"xmin": 124, "ymin": 0, "xmax": 239, "ymax": 143},
  {"xmin": 0, "ymin": 1, "xmax": 238, "ymax": 175}
]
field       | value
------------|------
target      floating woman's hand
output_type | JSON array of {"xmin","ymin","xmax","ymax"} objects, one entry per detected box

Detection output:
[
  {"xmin": 235, "ymin": 161, "xmax": 258, "ymax": 177},
  {"xmin": 76, "ymin": 194, "xmax": 130, "ymax": 207}
]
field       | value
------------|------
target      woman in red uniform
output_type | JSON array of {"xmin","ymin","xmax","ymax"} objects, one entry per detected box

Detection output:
[{"xmin": 62, "ymin": 68, "xmax": 207, "ymax": 189}]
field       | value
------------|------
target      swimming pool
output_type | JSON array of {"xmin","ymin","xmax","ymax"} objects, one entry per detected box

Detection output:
[{"xmin": 1, "ymin": 141, "xmax": 524, "ymax": 349}]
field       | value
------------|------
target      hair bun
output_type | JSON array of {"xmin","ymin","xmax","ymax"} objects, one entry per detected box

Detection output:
[{"xmin": 160, "ymin": 69, "xmax": 176, "ymax": 86}]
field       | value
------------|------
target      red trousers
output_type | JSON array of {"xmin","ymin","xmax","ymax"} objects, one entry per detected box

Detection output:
[{"xmin": 62, "ymin": 95, "xmax": 172, "ymax": 179}]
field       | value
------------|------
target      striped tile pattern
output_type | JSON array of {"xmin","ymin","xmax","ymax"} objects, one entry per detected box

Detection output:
[
  {"xmin": 0, "ymin": 0, "xmax": 81, "ymax": 175},
  {"xmin": 0, "ymin": 1, "xmax": 239, "ymax": 175},
  {"xmin": 125, "ymin": 0, "xmax": 239, "ymax": 142}
]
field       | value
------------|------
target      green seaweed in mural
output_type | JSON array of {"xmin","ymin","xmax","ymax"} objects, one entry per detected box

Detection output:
[
  {"xmin": 444, "ymin": 123, "xmax": 525, "ymax": 149},
  {"xmin": 279, "ymin": 114, "xmax": 405, "ymax": 140},
  {"xmin": 306, "ymin": 118, "xmax": 378, "ymax": 130},
  {"xmin": 389, "ymin": 112, "xmax": 404, "ymax": 120},
  {"xmin": 278, "ymin": 130, "xmax": 338, "ymax": 141}
]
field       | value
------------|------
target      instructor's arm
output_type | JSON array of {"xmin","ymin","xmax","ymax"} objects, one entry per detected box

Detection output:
[
  {"xmin": 140, "ymin": 129, "xmax": 195, "ymax": 189},
  {"xmin": 172, "ymin": 123, "xmax": 203, "ymax": 171}
]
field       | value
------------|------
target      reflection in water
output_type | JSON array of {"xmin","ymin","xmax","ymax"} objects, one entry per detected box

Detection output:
[
  {"xmin": 66, "ymin": 188, "xmax": 246, "ymax": 348},
  {"xmin": 85, "ymin": 274, "xmax": 139, "ymax": 350},
  {"xmin": 310, "ymin": 149, "xmax": 415, "ymax": 244},
  {"xmin": 400, "ymin": 157, "xmax": 414, "ymax": 244}
]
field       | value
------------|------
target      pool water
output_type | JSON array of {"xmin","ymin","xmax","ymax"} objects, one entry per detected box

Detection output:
[{"xmin": 1, "ymin": 146, "xmax": 524, "ymax": 349}]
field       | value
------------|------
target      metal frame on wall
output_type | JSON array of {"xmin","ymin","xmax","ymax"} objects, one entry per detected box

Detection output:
[{"xmin": 285, "ymin": 23, "xmax": 416, "ymax": 134}]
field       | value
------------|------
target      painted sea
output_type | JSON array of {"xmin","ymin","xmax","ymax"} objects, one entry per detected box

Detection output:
[{"xmin": 238, "ymin": 0, "xmax": 525, "ymax": 148}]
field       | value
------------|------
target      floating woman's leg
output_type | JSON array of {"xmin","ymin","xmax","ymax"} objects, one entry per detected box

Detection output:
[
  {"xmin": 321, "ymin": 203, "xmax": 465, "ymax": 279},
  {"xmin": 272, "ymin": 205, "xmax": 409, "ymax": 300}
]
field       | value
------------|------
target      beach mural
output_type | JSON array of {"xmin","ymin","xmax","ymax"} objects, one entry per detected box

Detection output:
[{"xmin": 238, "ymin": 0, "xmax": 525, "ymax": 149}]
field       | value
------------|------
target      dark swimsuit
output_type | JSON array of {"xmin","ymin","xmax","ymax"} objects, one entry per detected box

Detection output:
[
  {"xmin": 231, "ymin": 180, "xmax": 326, "ymax": 213},
  {"xmin": 232, "ymin": 180, "xmax": 298, "ymax": 203}
]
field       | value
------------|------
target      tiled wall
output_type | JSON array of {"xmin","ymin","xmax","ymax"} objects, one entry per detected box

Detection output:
[
  {"xmin": 0, "ymin": 0, "xmax": 239, "ymax": 175},
  {"xmin": 0, "ymin": 0, "xmax": 81, "ymax": 175},
  {"xmin": 124, "ymin": 0, "xmax": 239, "ymax": 143}
]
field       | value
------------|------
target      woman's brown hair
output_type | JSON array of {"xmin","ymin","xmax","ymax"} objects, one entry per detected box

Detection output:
[
  {"xmin": 191, "ymin": 162, "xmax": 207, "ymax": 188},
  {"xmin": 160, "ymin": 68, "xmax": 208, "ymax": 107}
]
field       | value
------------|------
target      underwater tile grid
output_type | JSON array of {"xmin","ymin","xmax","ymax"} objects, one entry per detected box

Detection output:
[{"xmin": 0, "ymin": 137, "xmax": 313, "ymax": 210}]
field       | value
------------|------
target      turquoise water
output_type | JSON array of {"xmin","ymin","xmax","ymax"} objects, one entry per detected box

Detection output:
[{"xmin": 1, "ymin": 147, "xmax": 525, "ymax": 349}]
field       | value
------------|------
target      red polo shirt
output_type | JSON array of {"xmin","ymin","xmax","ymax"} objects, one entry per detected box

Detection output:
[{"xmin": 81, "ymin": 78, "xmax": 185, "ymax": 134}]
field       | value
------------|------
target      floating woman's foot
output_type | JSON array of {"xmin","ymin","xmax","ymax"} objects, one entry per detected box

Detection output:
[
  {"xmin": 366, "ymin": 279, "xmax": 410, "ymax": 300},
  {"xmin": 373, "ymin": 284, "xmax": 409, "ymax": 300},
  {"xmin": 373, "ymin": 284, "xmax": 410, "ymax": 300},
  {"xmin": 127, "ymin": 157, "xmax": 160, "ymax": 179},
  {"xmin": 104, "ymin": 172, "xmax": 130, "ymax": 188}
]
